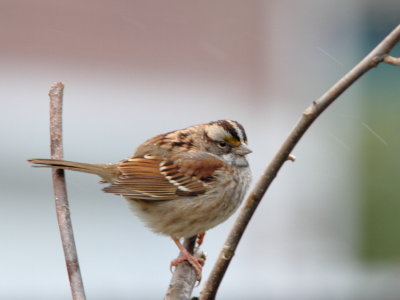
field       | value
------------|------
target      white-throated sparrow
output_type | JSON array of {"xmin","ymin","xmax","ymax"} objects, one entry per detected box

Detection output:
[{"xmin": 29, "ymin": 120, "xmax": 252, "ymax": 280}]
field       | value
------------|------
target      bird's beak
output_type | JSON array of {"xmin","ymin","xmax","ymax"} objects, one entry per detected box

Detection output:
[{"xmin": 234, "ymin": 144, "xmax": 252, "ymax": 156}]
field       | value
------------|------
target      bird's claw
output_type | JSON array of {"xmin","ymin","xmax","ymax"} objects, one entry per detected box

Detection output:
[{"xmin": 170, "ymin": 254, "xmax": 205, "ymax": 282}]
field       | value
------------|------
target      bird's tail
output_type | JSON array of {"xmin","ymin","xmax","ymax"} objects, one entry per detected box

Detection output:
[{"xmin": 27, "ymin": 158, "xmax": 119, "ymax": 183}]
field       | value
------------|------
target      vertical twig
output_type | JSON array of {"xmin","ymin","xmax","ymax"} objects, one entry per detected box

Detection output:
[
  {"xmin": 49, "ymin": 82, "xmax": 86, "ymax": 300},
  {"xmin": 199, "ymin": 24, "xmax": 400, "ymax": 300},
  {"xmin": 165, "ymin": 237, "xmax": 198, "ymax": 300}
]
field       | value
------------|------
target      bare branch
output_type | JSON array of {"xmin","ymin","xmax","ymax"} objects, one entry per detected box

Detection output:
[
  {"xmin": 49, "ymin": 82, "xmax": 86, "ymax": 300},
  {"xmin": 200, "ymin": 24, "xmax": 400, "ymax": 300},
  {"xmin": 165, "ymin": 236, "xmax": 199, "ymax": 300}
]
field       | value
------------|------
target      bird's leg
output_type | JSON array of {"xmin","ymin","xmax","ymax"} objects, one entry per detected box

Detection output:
[
  {"xmin": 170, "ymin": 237, "xmax": 205, "ymax": 281},
  {"xmin": 197, "ymin": 232, "xmax": 206, "ymax": 246}
]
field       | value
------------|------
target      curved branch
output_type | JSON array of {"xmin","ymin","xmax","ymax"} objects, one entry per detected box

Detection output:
[
  {"xmin": 49, "ymin": 82, "xmax": 86, "ymax": 300},
  {"xmin": 200, "ymin": 24, "xmax": 400, "ymax": 300}
]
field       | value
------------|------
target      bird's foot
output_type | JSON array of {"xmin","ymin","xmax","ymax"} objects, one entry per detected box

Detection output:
[{"xmin": 171, "ymin": 237, "xmax": 205, "ymax": 282}]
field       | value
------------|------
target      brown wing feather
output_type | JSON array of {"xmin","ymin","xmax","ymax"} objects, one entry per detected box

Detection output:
[{"xmin": 102, "ymin": 153, "xmax": 225, "ymax": 201}]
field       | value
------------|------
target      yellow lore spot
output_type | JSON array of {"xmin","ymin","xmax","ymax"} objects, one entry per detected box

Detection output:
[{"xmin": 224, "ymin": 136, "xmax": 241, "ymax": 146}]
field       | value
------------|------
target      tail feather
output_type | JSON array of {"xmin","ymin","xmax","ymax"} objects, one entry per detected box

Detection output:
[{"xmin": 27, "ymin": 158, "xmax": 119, "ymax": 183}]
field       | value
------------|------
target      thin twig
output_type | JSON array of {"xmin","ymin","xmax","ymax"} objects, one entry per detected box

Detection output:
[
  {"xmin": 384, "ymin": 55, "xmax": 400, "ymax": 66},
  {"xmin": 49, "ymin": 82, "xmax": 86, "ymax": 300},
  {"xmin": 165, "ymin": 236, "xmax": 198, "ymax": 300},
  {"xmin": 200, "ymin": 24, "xmax": 400, "ymax": 300}
]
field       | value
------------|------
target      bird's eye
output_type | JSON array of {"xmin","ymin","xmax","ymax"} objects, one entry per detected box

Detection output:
[{"xmin": 218, "ymin": 141, "xmax": 227, "ymax": 148}]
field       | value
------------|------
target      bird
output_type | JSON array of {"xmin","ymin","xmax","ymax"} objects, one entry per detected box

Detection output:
[{"xmin": 28, "ymin": 120, "xmax": 252, "ymax": 280}]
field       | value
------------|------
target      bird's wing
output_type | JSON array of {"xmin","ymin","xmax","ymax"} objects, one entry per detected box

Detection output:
[{"xmin": 102, "ymin": 153, "xmax": 225, "ymax": 200}]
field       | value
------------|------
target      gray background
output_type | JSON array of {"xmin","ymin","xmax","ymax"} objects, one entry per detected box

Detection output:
[{"xmin": 1, "ymin": 1, "xmax": 400, "ymax": 299}]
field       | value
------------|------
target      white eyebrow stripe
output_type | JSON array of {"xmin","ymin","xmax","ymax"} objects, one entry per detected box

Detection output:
[
  {"xmin": 206, "ymin": 123, "xmax": 230, "ymax": 141},
  {"xmin": 227, "ymin": 120, "xmax": 244, "ymax": 143}
]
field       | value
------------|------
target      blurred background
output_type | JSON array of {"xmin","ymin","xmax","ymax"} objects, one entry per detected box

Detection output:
[{"xmin": 1, "ymin": 1, "xmax": 400, "ymax": 299}]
